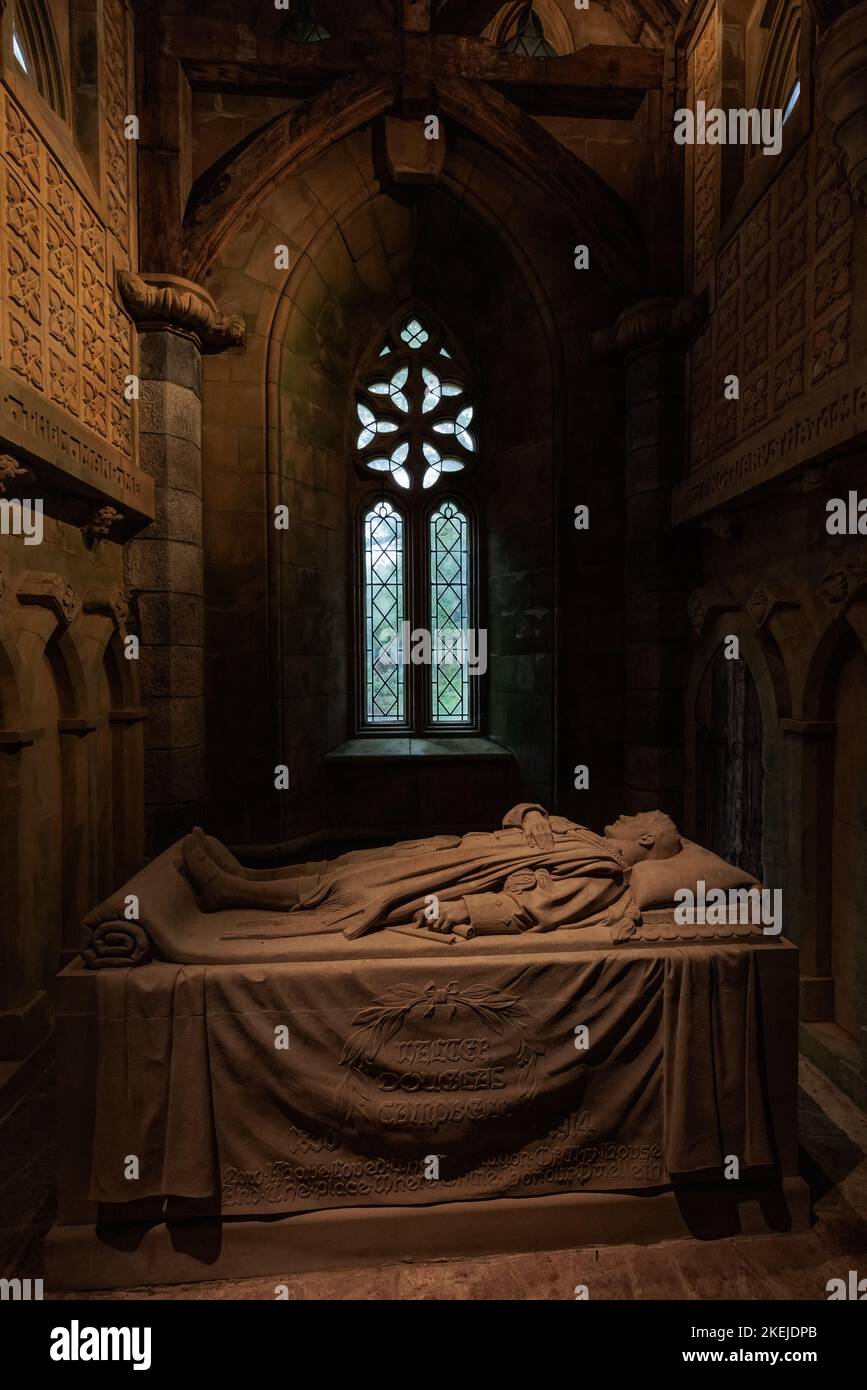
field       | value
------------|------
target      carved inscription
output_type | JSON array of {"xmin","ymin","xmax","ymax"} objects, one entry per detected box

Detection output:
[
  {"xmin": 675, "ymin": 369, "xmax": 867, "ymax": 522},
  {"xmin": 221, "ymin": 1114, "xmax": 665, "ymax": 1208}
]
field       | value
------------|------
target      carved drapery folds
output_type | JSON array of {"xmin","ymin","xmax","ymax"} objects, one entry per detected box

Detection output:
[
  {"xmin": 117, "ymin": 272, "xmax": 246, "ymax": 354},
  {"xmin": 816, "ymin": 1, "xmax": 867, "ymax": 206}
]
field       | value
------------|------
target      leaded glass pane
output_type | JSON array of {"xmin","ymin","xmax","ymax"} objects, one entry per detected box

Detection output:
[
  {"xmin": 280, "ymin": 0, "xmax": 330, "ymax": 42},
  {"xmin": 505, "ymin": 7, "xmax": 557, "ymax": 58},
  {"xmin": 365, "ymin": 502, "xmax": 406, "ymax": 724},
  {"xmin": 400, "ymin": 318, "xmax": 429, "ymax": 348},
  {"xmin": 429, "ymin": 502, "xmax": 471, "ymax": 724}
]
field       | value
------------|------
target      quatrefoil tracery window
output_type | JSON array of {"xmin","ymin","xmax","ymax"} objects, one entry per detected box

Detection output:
[
  {"xmin": 354, "ymin": 311, "xmax": 480, "ymax": 733},
  {"xmin": 355, "ymin": 314, "xmax": 476, "ymax": 493}
]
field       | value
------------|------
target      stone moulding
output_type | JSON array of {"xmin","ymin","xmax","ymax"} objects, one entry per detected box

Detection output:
[
  {"xmin": 117, "ymin": 271, "xmax": 246, "ymax": 354},
  {"xmin": 17, "ymin": 571, "xmax": 82, "ymax": 626}
]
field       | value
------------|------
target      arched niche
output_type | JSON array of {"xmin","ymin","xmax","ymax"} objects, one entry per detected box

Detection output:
[
  {"xmin": 798, "ymin": 611, "xmax": 867, "ymax": 1048},
  {"xmin": 0, "ymin": 611, "xmax": 41, "ymax": 1061},
  {"xmin": 693, "ymin": 643, "xmax": 764, "ymax": 877},
  {"xmin": 199, "ymin": 120, "xmax": 627, "ymax": 842},
  {"xmin": 685, "ymin": 614, "xmax": 791, "ymax": 887}
]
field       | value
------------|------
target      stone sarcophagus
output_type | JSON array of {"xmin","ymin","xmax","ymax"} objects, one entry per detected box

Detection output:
[{"xmin": 47, "ymin": 813, "xmax": 807, "ymax": 1289}]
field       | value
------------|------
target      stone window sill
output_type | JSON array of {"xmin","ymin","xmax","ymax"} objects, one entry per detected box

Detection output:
[{"xmin": 325, "ymin": 737, "xmax": 514, "ymax": 763}]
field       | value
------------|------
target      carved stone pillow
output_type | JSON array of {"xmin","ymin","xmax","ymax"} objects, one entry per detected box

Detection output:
[{"xmin": 629, "ymin": 839, "xmax": 759, "ymax": 910}]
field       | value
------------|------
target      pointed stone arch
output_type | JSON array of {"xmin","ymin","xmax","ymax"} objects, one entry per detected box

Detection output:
[{"xmin": 183, "ymin": 75, "xmax": 645, "ymax": 293}]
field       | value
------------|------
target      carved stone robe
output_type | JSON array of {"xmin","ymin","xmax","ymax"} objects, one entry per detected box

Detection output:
[{"xmin": 289, "ymin": 805, "xmax": 637, "ymax": 939}]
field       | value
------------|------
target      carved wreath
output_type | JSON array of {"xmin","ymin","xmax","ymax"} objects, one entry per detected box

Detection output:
[{"xmin": 336, "ymin": 979, "xmax": 545, "ymax": 1129}]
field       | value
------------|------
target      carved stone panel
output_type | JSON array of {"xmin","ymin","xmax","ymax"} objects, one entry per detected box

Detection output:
[
  {"xmin": 689, "ymin": 111, "xmax": 853, "ymax": 490},
  {"xmin": 0, "ymin": 0, "xmax": 141, "ymax": 512}
]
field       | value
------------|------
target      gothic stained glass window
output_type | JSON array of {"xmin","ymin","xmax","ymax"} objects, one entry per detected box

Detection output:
[
  {"xmin": 429, "ymin": 502, "xmax": 471, "ymax": 723},
  {"xmin": 356, "ymin": 311, "xmax": 480, "ymax": 732},
  {"xmin": 364, "ymin": 501, "xmax": 406, "ymax": 725},
  {"xmin": 355, "ymin": 314, "xmax": 475, "ymax": 493}
]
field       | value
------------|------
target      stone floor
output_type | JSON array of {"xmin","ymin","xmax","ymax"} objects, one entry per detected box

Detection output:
[{"xmin": 2, "ymin": 1054, "xmax": 866, "ymax": 1300}]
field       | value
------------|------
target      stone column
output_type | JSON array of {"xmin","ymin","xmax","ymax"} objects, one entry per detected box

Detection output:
[
  {"xmin": 593, "ymin": 297, "xmax": 702, "ymax": 825},
  {"xmin": 119, "ymin": 273, "xmax": 244, "ymax": 853},
  {"xmin": 817, "ymin": 1, "xmax": 867, "ymax": 207}
]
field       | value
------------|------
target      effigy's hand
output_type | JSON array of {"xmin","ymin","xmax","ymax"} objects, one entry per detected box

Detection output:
[
  {"xmin": 523, "ymin": 808, "xmax": 554, "ymax": 851},
  {"xmin": 413, "ymin": 901, "xmax": 470, "ymax": 933}
]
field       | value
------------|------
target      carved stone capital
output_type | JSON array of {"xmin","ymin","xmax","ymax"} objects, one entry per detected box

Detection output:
[
  {"xmin": 818, "ymin": 562, "xmax": 867, "ymax": 612},
  {"xmin": 117, "ymin": 271, "xmax": 246, "ymax": 353},
  {"xmin": 746, "ymin": 583, "xmax": 799, "ymax": 629},
  {"xmin": 817, "ymin": 1, "xmax": 867, "ymax": 206},
  {"xmin": 17, "ymin": 571, "xmax": 81, "ymax": 626},
  {"xmin": 687, "ymin": 585, "xmax": 738, "ymax": 636},
  {"xmin": 83, "ymin": 584, "xmax": 131, "ymax": 633},
  {"xmin": 592, "ymin": 295, "xmax": 706, "ymax": 360}
]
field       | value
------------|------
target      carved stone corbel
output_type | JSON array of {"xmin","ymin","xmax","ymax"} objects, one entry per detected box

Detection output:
[
  {"xmin": 83, "ymin": 585, "xmax": 131, "ymax": 634},
  {"xmin": 383, "ymin": 112, "xmax": 444, "ymax": 183},
  {"xmin": 746, "ymin": 583, "xmax": 799, "ymax": 629},
  {"xmin": 17, "ymin": 572, "xmax": 81, "ymax": 626},
  {"xmin": 817, "ymin": 562, "xmax": 867, "ymax": 613},
  {"xmin": 117, "ymin": 271, "xmax": 246, "ymax": 354},
  {"xmin": 0, "ymin": 453, "xmax": 32, "ymax": 494},
  {"xmin": 591, "ymin": 294, "xmax": 707, "ymax": 360},
  {"xmin": 82, "ymin": 505, "xmax": 123, "ymax": 549},
  {"xmin": 701, "ymin": 513, "xmax": 738, "ymax": 543},
  {"xmin": 688, "ymin": 585, "xmax": 738, "ymax": 636},
  {"xmin": 817, "ymin": 1, "xmax": 867, "ymax": 206}
]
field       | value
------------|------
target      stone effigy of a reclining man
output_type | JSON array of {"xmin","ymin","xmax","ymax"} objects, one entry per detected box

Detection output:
[{"xmin": 181, "ymin": 805, "xmax": 683, "ymax": 941}]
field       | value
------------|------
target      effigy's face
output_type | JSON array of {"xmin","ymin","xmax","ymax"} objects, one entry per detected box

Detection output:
[{"xmin": 603, "ymin": 812, "xmax": 654, "ymax": 842}]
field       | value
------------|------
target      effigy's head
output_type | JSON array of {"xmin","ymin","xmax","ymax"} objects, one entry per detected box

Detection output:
[{"xmin": 603, "ymin": 811, "xmax": 682, "ymax": 861}]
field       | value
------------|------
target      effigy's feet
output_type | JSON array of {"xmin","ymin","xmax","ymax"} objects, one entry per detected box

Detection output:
[{"xmin": 183, "ymin": 829, "xmax": 230, "ymax": 912}]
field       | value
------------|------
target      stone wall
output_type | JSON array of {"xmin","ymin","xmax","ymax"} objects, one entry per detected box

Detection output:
[
  {"xmin": 677, "ymin": 2, "xmax": 867, "ymax": 1105},
  {"xmin": 0, "ymin": 0, "xmax": 143, "ymax": 1063}
]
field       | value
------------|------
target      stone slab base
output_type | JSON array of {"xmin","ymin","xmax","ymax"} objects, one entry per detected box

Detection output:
[{"xmin": 46, "ymin": 1178, "xmax": 810, "ymax": 1293}]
